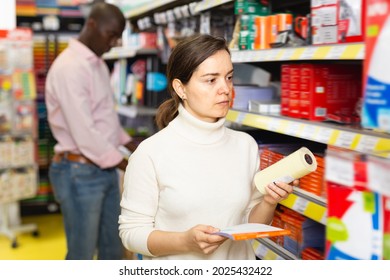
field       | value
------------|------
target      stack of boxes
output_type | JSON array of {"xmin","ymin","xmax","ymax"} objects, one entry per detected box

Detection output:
[
  {"xmin": 236, "ymin": 0, "xmax": 293, "ymax": 50},
  {"xmin": 271, "ymin": 205, "xmax": 326, "ymax": 259},
  {"xmin": 311, "ymin": 0, "xmax": 365, "ymax": 45},
  {"xmin": 281, "ymin": 63, "xmax": 362, "ymax": 122},
  {"xmin": 325, "ymin": 147, "xmax": 389, "ymax": 260}
]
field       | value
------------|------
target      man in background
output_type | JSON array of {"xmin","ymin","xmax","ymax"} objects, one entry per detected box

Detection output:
[{"xmin": 45, "ymin": 2, "xmax": 136, "ymax": 259}]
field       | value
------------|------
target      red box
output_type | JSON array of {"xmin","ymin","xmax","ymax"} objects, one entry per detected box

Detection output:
[
  {"xmin": 281, "ymin": 64, "xmax": 290, "ymax": 116},
  {"xmin": 300, "ymin": 64, "xmax": 328, "ymax": 120},
  {"xmin": 288, "ymin": 65, "xmax": 301, "ymax": 118}
]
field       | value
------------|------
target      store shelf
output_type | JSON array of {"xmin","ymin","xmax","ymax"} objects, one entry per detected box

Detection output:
[
  {"xmin": 280, "ymin": 188, "xmax": 327, "ymax": 225},
  {"xmin": 252, "ymin": 238, "xmax": 298, "ymax": 260},
  {"xmin": 231, "ymin": 43, "xmax": 364, "ymax": 63},
  {"xmin": 124, "ymin": 0, "xmax": 184, "ymax": 19},
  {"xmin": 116, "ymin": 105, "xmax": 158, "ymax": 118},
  {"xmin": 102, "ymin": 47, "xmax": 158, "ymax": 60},
  {"xmin": 194, "ymin": 0, "xmax": 234, "ymax": 13},
  {"xmin": 226, "ymin": 109, "xmax": 390, "ymax": 158}
]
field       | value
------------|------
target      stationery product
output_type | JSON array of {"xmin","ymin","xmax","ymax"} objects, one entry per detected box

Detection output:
[
  {"xmin": 213, "ymin": 223, "xmax": 291, "ymax": 241},
  {"xmin": 254, "ymin": 147, "xmax": 317, "ymax": 194}
]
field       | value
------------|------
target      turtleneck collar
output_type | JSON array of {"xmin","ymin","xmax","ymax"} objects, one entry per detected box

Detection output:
[{"xmin": 169, "ymin": 104, "xmax": 226, "ymax": 145}]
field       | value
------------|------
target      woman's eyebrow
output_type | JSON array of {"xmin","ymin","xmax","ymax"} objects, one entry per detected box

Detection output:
[{"xmin": 200, "ymin": 69, "xmax": 234, "ymax": 77}]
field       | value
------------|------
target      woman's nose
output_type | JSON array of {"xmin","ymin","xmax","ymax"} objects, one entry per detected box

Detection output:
[{"xmin": 218, "ymin": 80, "xmax": 231, "ymax": 95}]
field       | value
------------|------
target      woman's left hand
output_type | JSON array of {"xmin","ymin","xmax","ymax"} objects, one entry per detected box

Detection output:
[{"xmin": 262, "ymin": 180, "xmax": 298, "ymax": 205}]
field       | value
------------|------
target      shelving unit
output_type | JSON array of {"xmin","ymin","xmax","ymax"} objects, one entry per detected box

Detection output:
[
  {"xmin": 102, "ymin": 47, "xmax": 158, "ymax": 60},
  {"xmin": 105, "ymin": 0, "xmax": 389, "ymax": 260},
  {"xmin": 231, "ymin": 43, "xmax": 365, "ymax": 62},
  {"xmin": 226, "ymin": 109, "xmax": 390, "ymax": 158},
  {"xmin": 0, "ymin": 27, "xmax": 39, "ymax": 248}
]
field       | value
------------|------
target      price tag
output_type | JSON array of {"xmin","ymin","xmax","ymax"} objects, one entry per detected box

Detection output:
[
  {"xmin": 335, "ymin": 131, "xmax": 357, "ymax": 148},
  {"xmin": 280, "ymin": 48, "xmax": 295, "ymax": 61},
  {"xmin": 268, "ymin": 49, "xmax": 280, "ymax": 61},
  {"xmin": 325, "ymin": 155, "xmax": 354, "ymax": 187},
  {"xmin": 292, "ymin": 196, "xmax": 309, "ymax": 213},
  {"xmin": 357, "ymin": 45, "xmax": 365, "ymax": 59},
  {"xmin": 301, "ymin": 124, "xmax": 317, "ymax": 140},
  {"xmin": 314, "ymin": 127, "xmax": 333, "ymax": 143},
  {"xmin": 117, "ymin": 105, "xmax": 137, "ymax": 118},
  {"xmin": 245, "ymin": 50, "xmax": 255, "ymax": 62},
  {"xmin": 320, "ymin": 210, "xmax": 327, "ymax": 225},
  {"xmin": 356, "ymin": 135, "xmax": 379, "ymax": 153},
  {"xmin": 236, "ymin": 112, "xmax": 246, "ymax": 124},
  {"xmin": 254, "ymin": 51, "xmax": 266, "ymax": 61},
  {"xmin": 301, "ymin": 47, "xmax": 317, "ymax": 59},
  {"xmin": 368, "ymin": 159, "xmax": 390, "ymax": 196},
  {"xmin": 231, "ymin": 51, "xmax": 239, "ymax": 62},
  {"xmin": 237, "ymin": 51, "xmax": 245, "ymax": 62},
  {"xmin": 256, "ymin": 242, "xmax": 268, "ymax": 257},
  {"xmin": 267, "ymin": 118, "xmax": 281, "ymax": 132},
  {"xmin": 326, "ymin": 45, "xmax": 347, "ymax": 59},
  {"xmin": 285, "ymin": 122, "xmax": 302, "ymax": 136}
]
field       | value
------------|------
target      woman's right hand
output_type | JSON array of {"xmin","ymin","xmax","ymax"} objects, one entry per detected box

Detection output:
[{"xmin": 183, "ymin": 224, "xmax": 227, "ymax": 255}]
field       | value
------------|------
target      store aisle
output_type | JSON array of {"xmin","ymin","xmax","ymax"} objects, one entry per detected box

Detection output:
[{"xmin": 0, "ymin": 214, "xmax": 66, "ymax": 260}]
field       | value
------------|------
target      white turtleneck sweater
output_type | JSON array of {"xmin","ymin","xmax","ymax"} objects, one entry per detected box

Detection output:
[{"xmin": 119, "ymin": 105, "xmax": 261, "ymax": 260}]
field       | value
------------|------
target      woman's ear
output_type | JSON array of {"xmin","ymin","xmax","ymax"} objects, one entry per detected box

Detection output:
[{"xmin": 172, "ymin": 79, "xmax": 186, "ymax": 100}]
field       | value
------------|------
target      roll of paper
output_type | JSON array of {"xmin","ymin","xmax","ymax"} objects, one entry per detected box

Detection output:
[{"xmin": 254, "ymin": 147, "xmax": 317, "ymax": 194}]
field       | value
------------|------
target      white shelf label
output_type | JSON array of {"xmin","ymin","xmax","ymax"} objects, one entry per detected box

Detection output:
[
  {"xmin": 335, "ymin": 131, "xmax": 356, "ymax": 148},
  {"xmin": 257, "ymin": 243, "xmax": 268, "ymax": 257},
  {"xmin": 314, "ymin": 127, "xmax": 333, "ymax": 143},
  {"xmin": 368, "ymin": 160, "xmax": 390, "ymax": 196},
  {"xmin": 267, "ymin": 118, "xmax": 281, "ymax": 131},
  {"xmin": 301, "ymin": 124, "xmax": 317, "ymax": 140},
  {"xmin": 326, "ymin": 45, "xmax": 346, "ymax": 59},
  {"xmin": 357, "ymin": 45, "xmax": 365, "ymax": 59},
  {"xmin": 325, "ymin": 155, "xmax": 354, "ymax": 187},
  {"xmin": 236, "ymin": 112, "xmax": 246, "ymax": 124},
  {"xmin": 356, "ymin": 135, "xmax": 379, "ymax": 153},
  {"xmin": 280, "ymin": 48, "xmax": 295, "ymax": 60},
  {"xmin": 320, "ymin": 210, "xmax": 327, "ymax": 225},
  {"xmin": 268, "ymin": 50, "xmax": 280, "ymax": 61},
  {"xmin": 301, "ymin": 47, "xmax": 317, "ymax": 59},
  {"xmin": 254, "ymin": 51, "xmax": 267, "ymax": 61},
  {"xmin": 292, "ymin": 196, "xmax": 309, "ymax": 213},
  {"xmin": 285, "ymin": 122, "xmax": 302, "ymax": 136}
]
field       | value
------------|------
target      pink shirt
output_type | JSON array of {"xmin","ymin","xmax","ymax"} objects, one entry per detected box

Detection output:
[{"xmin": 45, "ymin": 38, "xmax": 131, "ymax": 169}]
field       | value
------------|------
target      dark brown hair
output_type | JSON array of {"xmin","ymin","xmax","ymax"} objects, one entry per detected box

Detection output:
[{"xmin": 155, "ymin": 34, "xmax": 230, "ymax": 130}]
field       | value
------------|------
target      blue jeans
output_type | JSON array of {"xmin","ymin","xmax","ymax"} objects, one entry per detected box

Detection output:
[{"xmin": 49, "ymin": 158, "xmax": 123, "ymax": 260}]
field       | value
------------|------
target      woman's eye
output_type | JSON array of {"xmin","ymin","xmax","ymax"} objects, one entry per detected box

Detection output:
[
  {"xmin": 207, "ymin": 79, "xmax": 215, "ymax": 84},
  {"xmin": 227, "ymin": 75, "xmax": 233, "ymax": 81}
]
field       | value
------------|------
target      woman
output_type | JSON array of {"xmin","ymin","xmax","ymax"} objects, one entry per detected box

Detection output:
[{"xmin": 119, "ymin": 34, "xmax": 295, "ymax": 260}]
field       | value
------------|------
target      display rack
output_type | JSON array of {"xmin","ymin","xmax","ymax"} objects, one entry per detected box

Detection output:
[
  {"xmin": 109, "ymin": 0, "xmax": 389, "ymax": 260},
  {"xmin": 0, "ymin": 27, "xmax": 39, "ymax": 248}
]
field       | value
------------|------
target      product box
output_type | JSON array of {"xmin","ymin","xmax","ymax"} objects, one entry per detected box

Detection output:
[
  {"xmin": 280, "ymin": 64, "xmax": 290, "ymax": 116},
  {"xmin": 383, "ymin": 195, "xmax": 390, "ymax": 260},
  {"xmin": 311, "ymin": 0, "xmax": 365, "ymax": 45},
  {"xmin": 234, "ymin": 0, "xmax": 270, "ymax": 15},
  {"xmin": 300, "ymin": 64, "xmax": 328, "ymax": 121},
  {"xmin": 288, "ymin": 65, "xmax": 301, "ymax": 118},
  {"xmin": 362, "ymin": 0, "xmax": 390, "ymax": 132},
  {"xmin": 283, "ymin": 63, "xmax": 361, "ymax": 121},
  {"xmin": 367, "ymin": 155, "xmax": 390, "ymax": 259},
  {"xmin": 325, "ymin": 148, "xmax": 383, "ymax": 260}
]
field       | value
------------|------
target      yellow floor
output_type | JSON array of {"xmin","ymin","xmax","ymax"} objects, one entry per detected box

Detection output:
[{"xmin": 0, "ymin": 214, "xmax": 66, "ymax": 260}]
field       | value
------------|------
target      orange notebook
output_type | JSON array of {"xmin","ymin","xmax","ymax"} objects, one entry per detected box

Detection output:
[{"xmin": 213, "ymin": 223, "xmax": 291, "ymax": 241}]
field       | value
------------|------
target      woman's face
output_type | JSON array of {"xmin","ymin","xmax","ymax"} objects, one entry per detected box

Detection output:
[{"xmin": 181, "ymin": 50, "xmax": 234, "ymax": 123}]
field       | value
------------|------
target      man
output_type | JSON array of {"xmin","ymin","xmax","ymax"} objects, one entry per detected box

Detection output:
[{"xmin": 45, "ymin": 2, "xmax": 136, "ymax": 259}]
